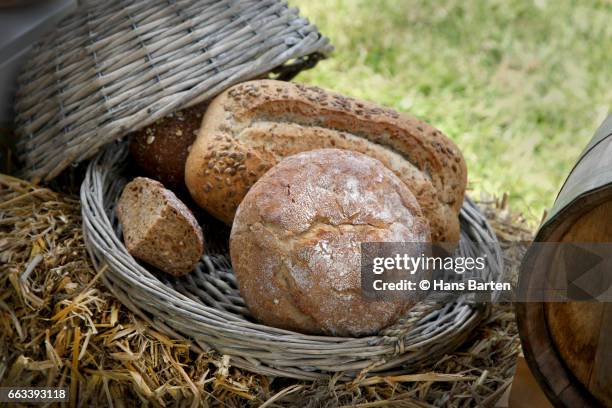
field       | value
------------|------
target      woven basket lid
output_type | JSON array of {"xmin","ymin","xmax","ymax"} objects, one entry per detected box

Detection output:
[{"xmin": 13, "ymin": 0, "xmax": 332, "ymax": 181}]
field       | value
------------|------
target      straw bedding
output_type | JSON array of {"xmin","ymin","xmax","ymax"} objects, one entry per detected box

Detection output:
[{"xmin": 0, "ymin": 174, "xmax": 531, "ymax": 407}]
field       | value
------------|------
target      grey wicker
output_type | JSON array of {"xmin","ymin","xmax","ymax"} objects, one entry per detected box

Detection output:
[
  {"xmin": 14, "ymin": 0, "xmax": 332, "ymax": 181},
  {"xmin": 81, "ymin": 142, "xmax": 503, "ymax": 381}
]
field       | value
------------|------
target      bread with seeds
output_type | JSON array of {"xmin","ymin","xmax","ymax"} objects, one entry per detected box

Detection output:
[
  {"xmin": 185, "ymin": 80, "xmax": 466, "ymax": 242},
  {"xmin": 130, "ymin": 102, "xmax": 208, "ymax": 187}
]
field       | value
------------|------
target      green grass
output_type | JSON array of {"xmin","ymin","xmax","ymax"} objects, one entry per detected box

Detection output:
[{"xmin": 290, "ymin": 0, "xmax": 611, "ymax": 226}]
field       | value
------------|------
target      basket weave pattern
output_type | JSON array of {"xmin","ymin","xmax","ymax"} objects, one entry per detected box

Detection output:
[
  {"xmin": 81, "ymin": 143, "xmax": 503, "ymax": 380},
  {"xmin": 14, "ymin": 0, "xmax": 331, "ymax": 181}
]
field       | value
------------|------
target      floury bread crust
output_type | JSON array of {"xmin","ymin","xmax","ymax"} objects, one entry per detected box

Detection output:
[
  {"xmin": 117, "ymin": 177, "xmax": 204, "ymax": 276},
  {"xmin": 229, "ymin": 149, "xmax": 430, "ymax": 337},
  {"xmin": 185, "ymin": 80, "xmax": 467, "ymax": 242}
]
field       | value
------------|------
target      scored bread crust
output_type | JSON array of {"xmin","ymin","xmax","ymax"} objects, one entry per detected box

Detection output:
[
  {"xmin": 185, "ymin": 80, "xmax": 467, "ymax": 242},
  {"xmin": 230, "ymin": 149, "xmax": 431, "ymax": 336}
]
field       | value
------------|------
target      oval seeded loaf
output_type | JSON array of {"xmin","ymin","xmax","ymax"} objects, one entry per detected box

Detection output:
[
  {"xmin": 230, "ymin": 149, "xmax": 431, "ymax": 336},
  {"xmin": 185, "ymin": 80, "xmax": 467, "ymax": 242}
]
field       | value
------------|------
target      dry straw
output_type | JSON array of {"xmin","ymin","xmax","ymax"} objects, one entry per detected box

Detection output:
[
  {"xmin": 0, "ymin": 173, "xmax": 526, "ymax": 406},
  {"xmin": 14, "ymin": 0, "xmax": 332, "ymax": 181},
  {"xmin": 79, "ymin": 142, "xmax": 504, "ymax": 381}
]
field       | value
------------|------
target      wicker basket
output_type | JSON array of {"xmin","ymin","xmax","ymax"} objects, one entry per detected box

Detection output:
[
  {"xmin": 13, "ymin": 0, "xmax": 332, "ymax": 181},
  {"xmin": 81, "ymin": 142, "xmax": 503, "ymax": 381}
]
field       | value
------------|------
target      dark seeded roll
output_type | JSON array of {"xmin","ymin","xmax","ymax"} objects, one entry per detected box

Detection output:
[{"xmin": 129, "ymin": 101, "xmax": 209, "ymax": 188}]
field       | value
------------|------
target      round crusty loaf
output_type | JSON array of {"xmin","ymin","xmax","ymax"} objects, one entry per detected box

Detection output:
[
  {"xmin": 230, "ymin": 149, "xmax": 430, "ymax": 337},
  {"xmin": 185, "ymin": 80, "xmax": 466, "ymax": 242},
  {"xmin": 129, "ymin": 101, "xmax": 208, "ymax": 187}
]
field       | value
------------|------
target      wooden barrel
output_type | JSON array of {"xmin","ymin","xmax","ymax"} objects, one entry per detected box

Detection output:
[{"xmin": 516, "ymin": 114, "xmax": 612, "ymax": 408}]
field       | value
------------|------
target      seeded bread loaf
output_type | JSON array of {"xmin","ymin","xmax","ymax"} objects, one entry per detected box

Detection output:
[
  {"xmin": 185, "ymin": 80, "xmax": 466, "ymax": 242},
  {"xmin": 129, "ymin": 102, "xmax": 208, "ymax": 187},
  {"xmin": 117, "ymin": 177, "xmax": 204, "ymax": 276},
  {"xmin": 230, "ymin": 149, "xmax": 430, "ymax": 336}
]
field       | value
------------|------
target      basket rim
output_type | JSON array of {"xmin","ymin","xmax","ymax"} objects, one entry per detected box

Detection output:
[{"xmin": 81, "ymin": 141, "xmax": 503, "ymax": 380}]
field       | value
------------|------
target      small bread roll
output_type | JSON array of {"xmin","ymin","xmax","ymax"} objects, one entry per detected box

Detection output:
[{"xmin": 230, "ymin": 149, "xmax": 430, "ymax": 337}]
